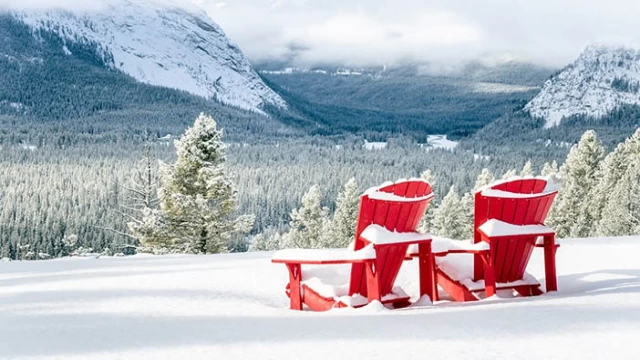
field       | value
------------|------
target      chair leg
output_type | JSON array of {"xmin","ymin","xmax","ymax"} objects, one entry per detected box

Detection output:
[
  {"xmin": 365, "ymin": 260, "xmax": 381, "ymax": 303},
  {"xmin": 543, "ymin": 234, "xmax": 558, "ymax": 292},
  {"xmin": 473, "ymin": 231, "xmax": 484, "ymax": 281},
  {"xmin": 418, "ymin": 242, "xmax": 437, "ymax": 302},
  {"xmin": 482, "ymin": 253, "xmax": 496, "ymax": 297},
  {"xmin": 286, "ymin": 263, "xmax": 302, "ymax": 310}
]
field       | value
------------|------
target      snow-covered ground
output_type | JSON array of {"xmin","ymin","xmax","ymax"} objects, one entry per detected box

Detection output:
[{"xmin": 1, "ymin": 236, "xmax": 639, "ymax": 359}]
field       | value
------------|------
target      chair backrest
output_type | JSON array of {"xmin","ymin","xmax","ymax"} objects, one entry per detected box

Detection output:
[
  {"xmin": 474, "ymin": 177, "xmax": 558, "ymax": 282},
  {"xmin": 349, "ymin": 179, "xmax": 434, "ymax": 297}
]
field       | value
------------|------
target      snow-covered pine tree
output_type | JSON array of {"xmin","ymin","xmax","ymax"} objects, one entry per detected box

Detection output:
[
  {"xmin": 325, "ymin": 178, "xmax": 360, "ymax": 248},
  {"xmin": 280, "ymin": 185, "xmax": 330, "ymax": 249},
  {"xmin": 431, "ymin": 185, "xmax": 466, "ymax": 239},
  {"xmin": 248, "ymin": 232, "xmax": 282, "ymax": 252},
  {"xmin": 594, "ymin": 129, "xmax": 640, "ymax": 236},
  {"xmin": 123, "ymin": 144, "xmax": 169, "ymax": 252},
  {"xmin": 540, "ymin": 160, "xmax": 559, "ymax": 177},
  {"xmin": 547, "ymin": 130, "xmax": 605, "ymax": 238},
  {"xmin": 459, "ymin": 192, "xmax": 474, "ymax": 240},
  {"xmin": 160, "ymin": 113, "xmax": 254, "ymax": 254},
  {"xmin": 520, "ymin": 160, "xmax": 534, "ymax": 177},
  {"xmin": 418, "ymin": 169, "xmax": 436, "ymax": 233},
  {"xmin": 501, "ymin": 169, "xmax": 517, "ymax": 179},
  {"xmin": 473, "ymin": 168, "xmax": 495, "ymax": 191}
]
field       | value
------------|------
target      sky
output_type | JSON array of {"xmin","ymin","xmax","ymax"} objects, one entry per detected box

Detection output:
[
  {"xmin": 3, "ymin": 0, "xmax": 640, "ymax": 68},
  {"xmin": 198, "ymin": 0, "xmax": 640, "ymax": 68}
]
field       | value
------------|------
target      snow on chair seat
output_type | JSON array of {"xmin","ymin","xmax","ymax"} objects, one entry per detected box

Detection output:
[
  {"xmin": 272, "ymin": 179, "xmax": 437, "ymax": 311},
  {"xmin": 435, "ymin": 176, "xmax": 561, "ymax": 302}
]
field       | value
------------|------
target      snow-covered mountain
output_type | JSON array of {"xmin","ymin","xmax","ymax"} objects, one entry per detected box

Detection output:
[
  {"xmin": 12, "ymin": 0, "xmax": 286, "ymax": 113},
  {"xmin": 525, "ymin": 45, "xmax": 640, "ymax": 128}
]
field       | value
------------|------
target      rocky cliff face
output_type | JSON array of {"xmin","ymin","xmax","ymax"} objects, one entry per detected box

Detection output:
[
  {"xmin": 525, "ymin": 45, "xmax": 640, "ymax": 128},
  {"xmin": 13, "ymin": 0, "xmax": 286, "ymax": 113}
]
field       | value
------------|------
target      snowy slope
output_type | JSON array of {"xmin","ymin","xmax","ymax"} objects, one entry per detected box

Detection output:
[
  {"xmin": 1, "ymin": 236, "xmax": 639, "ymax": 359},
  {"xmin": 13, "ymin": 0, "xmax": 286, "ymax": 113},
  {"xmin": 525, "ymin": 45, "xmax": 640, "ymax": 128}
]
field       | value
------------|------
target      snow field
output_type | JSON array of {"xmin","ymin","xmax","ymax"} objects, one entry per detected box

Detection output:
[{"xmin": 0, "ymin": 237, "xmax": 639, "ymax": 359}]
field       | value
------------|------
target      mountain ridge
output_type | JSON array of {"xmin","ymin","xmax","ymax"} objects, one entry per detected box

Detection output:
[
  {"xmin": 525, "ymin": 44, "xmax": 640, "ymax": 128},
  {"xmin": 9, "ymin": 0, "xmax": 286, "ymax": 113}
]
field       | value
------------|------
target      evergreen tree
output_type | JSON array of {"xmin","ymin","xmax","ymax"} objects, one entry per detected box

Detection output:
[
  {"xmin": 520, "ymin": 160, "xmax": 534, "ymax": 177},
  {"xmin": 280, "ymin": 185, "xmax": 330, "ymax": 249},
  {"xmin": 547, "ymin": 130, "xmax": 605, "ymax": 238},
  {"xmin": 595, "ymin": 129, "xmax": 640, "ymax": 236},
  {"xmin": 325, "ymin": 178, "xmax": 360, "ymax": 248},
  {"xmin": 160, "ymin": 113, "xmax": 254, "ymax": 254},
  {"xmin": 501, "ymin": 169, "xmax": 517, "ymax": 179},
  {"xmin": 541, "ymin": 160, "xmax": 559, "ymax": 176},
  {"xmin": 473, "ymin": 168, "xmax": 495, "ymax": 191},
  {"xmin": 430, "ymin": 186, "xmax": 466, "ymax": 239},
  {"xmin": 418, "ymin": 169, "xmax": 436, "ymax": 233},
  {"xmin": 248, "ymin": 232, "xmax": 282, "ymax": 252}
]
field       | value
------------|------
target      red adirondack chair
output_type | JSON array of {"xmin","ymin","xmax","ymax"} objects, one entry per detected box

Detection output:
[
  {"xmin": 272, "ymin": 179, "xmax": 437, "ymax": 311},
  {"xmin": 435, "ymin": 176, "xmax": 560, "ymax": 301}
]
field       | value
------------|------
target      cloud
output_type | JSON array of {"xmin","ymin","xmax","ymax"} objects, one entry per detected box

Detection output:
[
  {"xmin": 200, "ymin": 0, "xmax": 640, "ymax": 68},
  {"xmin": 4, "ymin": 0, "xmax": 640, "ymax": 68}
]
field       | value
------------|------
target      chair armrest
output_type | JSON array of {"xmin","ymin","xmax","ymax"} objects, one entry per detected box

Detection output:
[{"xmin": 271, "ymin": 246, "xmax": 376, "ymax": 265}]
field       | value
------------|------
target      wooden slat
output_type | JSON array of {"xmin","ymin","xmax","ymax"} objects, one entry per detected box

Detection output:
[
  {"xmin": 393, "ymin": 181, "xmax": 409, "ymax": 196},
  {"xmin": 502, "ymin": 238, "xmax": 520, "ymax": 281},
  {"xmin": 373, "ymin": 201, "xmax": 391, "ymax": 229},
  {"xmin": 383, "ymin": 247, "xmax": 408, "ymax": 294},
  {"xmin": 505, "ymin": 236, "xmax": 527, "ymax": 280},
  {"xmin": 533, "ymin": 196, "xmax": 551, "ymax": 224},
  {"xmin": 538, "ymin": 194, "xmax": 557, "ymax": 222},
  {"xmin": 515, "ymin": 239, "xmax": 536, "ymax": 280},
  {"xmin": 520, "ymin": 179, "xmax": 536, "ymax": 194},
  {"xmin": 511, "ymin": 199, "xmax": 529, "ymax": 225},
  {"xmin": 395, "ymin": 202, "xmax": 413, "ymax": 232},
  {"xmin": 505, "ymin": 179, "xmax": 524, "ymax": 193},
  {"xmin": 378, "ymin": 245, "xmax": 400, "ymax": 295},
  {"xmin": 523, "ymin": 197, "xmax": 542, "ymax": 224},
  {"xmin": 385, "ymin": 202, "xmax": 403, "ymax": 232},
  {"xmin": 493, "ymin": 183, "xmax": 508, "ymax": 191},
  {"xmin": 501, "ymin": 199, "xmax": 517, "ymax": 223},
  {"xmin": 492, "ymin": 238, "xmax": 509, "ymax": 283},
  {"xmin": 409, "ymin": 201, "xmax": 429, "ymax": 230},
  {"xmin": 402, "ymin": 203, "xmax": 419, "ymax": 232},
  {"xmin": 487, "ymin": 198, "xmax": 505, "ymax": 221},
  {"xmin": 532, "ymin": 179, "xmax": 547, "ymax": 193},
  {"xmin": 354, "ymin": 197, "xmax": 375, "ymax": 250}
]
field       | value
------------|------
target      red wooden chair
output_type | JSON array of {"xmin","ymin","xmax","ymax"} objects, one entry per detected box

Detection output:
[
  {"xmin": 435, "ymin": 177, "xmax": 560, "ymax": 301},
  {"xmin": 272, "ymin": 179, "xmax": 437, "ymax": 311}
]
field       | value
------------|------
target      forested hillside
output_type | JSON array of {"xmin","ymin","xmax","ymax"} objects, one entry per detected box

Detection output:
[{"xmin": 260, "ymin": 63, "xmax": 552, "ymax": 139}]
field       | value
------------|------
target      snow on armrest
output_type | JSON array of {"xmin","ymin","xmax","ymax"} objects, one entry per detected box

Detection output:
[
  {"xmin": 407, "ymin": 237, "xmax": 489, "ymax": 256},
  {"xmin": 271, "ymin": 245, "xmax": 376, "ymax": 264},
  {"xmin": 360, "ymin": 224, "xmax": 431, "ymax": 245},
  {"xmin": 478, "ymin": 219, "xmax": 554, "ymax": 237}
]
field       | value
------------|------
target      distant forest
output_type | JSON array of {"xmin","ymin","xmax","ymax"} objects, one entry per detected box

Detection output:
[{"xmin": 0, "ymin": 13, "xmax": 638, "ymax": 259}]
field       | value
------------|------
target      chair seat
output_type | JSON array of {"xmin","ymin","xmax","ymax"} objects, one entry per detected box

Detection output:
[
  {"xmin": 407, "ymin": 237, "xmax": 489, "ymax": 256},
  {"xmin": 300, "ymin": 265, "xmax": 410, "ymax": 308},
  {"xmin": 478, "ymin": 219, "xmax": 554, "ymax": 238},
  {"xmin": 436, "ymin": 254, "xmax": 540, "ymax": 292}
]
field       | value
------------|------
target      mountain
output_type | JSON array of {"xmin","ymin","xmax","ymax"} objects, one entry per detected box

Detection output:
[
  {"xmin": 525, "ymin": 45, "xmax": 640, "ymax": 128},
  {"xmin": 10, "ymin": 0, "xmax": 285, "ymax": 113}
]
